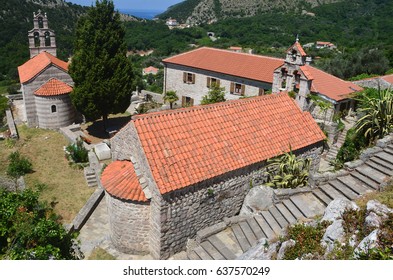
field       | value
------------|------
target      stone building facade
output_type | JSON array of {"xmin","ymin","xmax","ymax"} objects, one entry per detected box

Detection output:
[
  {"xmin": 17, "ymin": 11, "xmax": 76, "ymax": 129},
  {"xmin": 101, "ymin": 94, "xmax": 326, "ymax": 259}
]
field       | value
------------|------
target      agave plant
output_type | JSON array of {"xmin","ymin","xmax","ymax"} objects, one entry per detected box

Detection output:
[
  {"xmin": 265, "ymin": 149, "xmax": 311, "ymax": 189},
  {"xmin": 355, "ymin": 89, "xmax": 393, "ymax": 144}
]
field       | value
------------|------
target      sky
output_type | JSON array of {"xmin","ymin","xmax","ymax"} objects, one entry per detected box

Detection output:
[{"xmin": 67, "ymin": 0, "xmax": 184, "ymax": 11}]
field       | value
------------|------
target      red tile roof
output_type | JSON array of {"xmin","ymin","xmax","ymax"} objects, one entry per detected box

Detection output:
[
  {"xmin": 34, "ymin": 78, "xmax": 73, "ymax": 97},
  {"xmin": 101, "ymin": 161, "xmax": 148, "ymax": 202},
  {"xmin": 163, "ymin": 47, "xmax": 284, "ymax": 83},
  {"xmin": 300, "ymin": 65, "xmax": 363, "ymax": 101},
  {"xmin": 287, "ymin": 42, "xmax": 307, "ymax": 57},
  {"xmin": 131, "ymin": 93, "xmax": 325, "ymax": 195},
  {"xmin": 382, "ymin": 74, "xmax": 393, "ymax": 84},
  {"xmin": 18, "ymin": 52, "xmax": 69, "ymax": 84}
]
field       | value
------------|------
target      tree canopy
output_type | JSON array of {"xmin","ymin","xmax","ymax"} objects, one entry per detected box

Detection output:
[
  {"xmin": 201, "ymin": 83, "xmax": 226, "ymax": 105},
  {"xmin": 0, "ymin": 188, "xmax": 81, "ymax": 260},
  {"xmin": 69, "ymin": 0, "xmax": 133, "ymax": 129}
]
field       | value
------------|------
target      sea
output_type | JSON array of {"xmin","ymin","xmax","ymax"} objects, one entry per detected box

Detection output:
[{"xmin": 118, "ymin": 9, "xmax": 163, "ymax": 20}]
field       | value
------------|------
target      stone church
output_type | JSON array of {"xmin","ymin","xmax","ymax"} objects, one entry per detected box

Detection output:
[
  {"xmin": 101, "ymin": 93, "xmax": 326, "ymax": 259},
  {"xmin": 17, "ymin": 10, "xmax": 76, "ymax": 129}
]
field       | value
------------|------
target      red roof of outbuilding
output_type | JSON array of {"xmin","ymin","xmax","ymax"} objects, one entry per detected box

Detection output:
[
  {"xmin": 163, "ymin": 47, "xmax": 284, "ymax": 83},
  {"xmin": 34, "ymin": 78, "xmax": 72, "ymax": 97},
  {"xmin": 18, "ymin": 52, "xmax": 68, "ymax": 84},
  {"xmin": 382, "ymin": 74, "xmax": 393, "ymax": 84},
  {"xmin": 129, "ymin": 93, "xmax": 325, "ymax": 195},
  {"xmin": 101, "ymin": 161, "xmax": 148, "ymax": 202},
  {"xmin": 300, "ymin": 65, "xmax": 363, "ymax": 101}
]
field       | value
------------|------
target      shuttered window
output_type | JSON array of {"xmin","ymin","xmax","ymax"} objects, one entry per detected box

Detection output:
[
  {"xmin": 231, "ymin": 82, "xmax": 245, "ymax": 96},
  {"xmin": 183, "ymin": 72, "xmax": 195, "ymax": 84},
  {"xmin": 207, "ymin": 77, "xmax": 220, "ymax": 88}
]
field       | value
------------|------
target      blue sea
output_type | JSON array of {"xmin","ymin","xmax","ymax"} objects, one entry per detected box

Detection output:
[{"xmin": 119, "ymin": 9, "xmax": 163, "ymax": 20}]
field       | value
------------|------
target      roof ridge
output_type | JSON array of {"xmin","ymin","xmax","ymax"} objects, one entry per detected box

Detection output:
[{"xmin": 132, "ymin": 94, "xmax": 286, "ymax": 121}]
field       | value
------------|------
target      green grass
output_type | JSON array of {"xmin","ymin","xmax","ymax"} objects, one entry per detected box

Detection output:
[{"xmin": 88, "ymin": 247, "xmax": 116, "ymax": 260}]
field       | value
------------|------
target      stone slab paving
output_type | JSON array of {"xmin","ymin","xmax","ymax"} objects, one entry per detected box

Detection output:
[
  {"xmin": 275, "ymin": 203, "xmax": 297, "ymax": 224},
  {"xmin": 268, "ymin": 206, "xmax": 289, "ymax": 228},
  {"xmin": 337, "ymin": 175, "xmax": 373, "ymax": 194},
  {"xmin": 207, "ymin": 235, "xmax": 237, "ymax": 260},
  {"xmin": 231, "ymin": 224, "xmax": 251, "ymax": 252},
  {"xmin": 351, "ymin": 171, "xmax": 379, "ymax": 190}
]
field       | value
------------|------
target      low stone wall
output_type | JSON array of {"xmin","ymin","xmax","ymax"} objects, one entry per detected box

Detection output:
[
  {"xmin": 105, "ymin": 193, "xmax": 151, "ymax": 254},
  {"xmin": 141, "ymin": 90, "xmax": 164, "ymax": 104},
  {"xmin": 6, "ymin": 109, "xmax": 18, "ymax": 139}
]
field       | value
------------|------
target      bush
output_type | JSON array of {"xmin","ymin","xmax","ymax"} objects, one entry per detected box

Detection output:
[
  {"xmin": 336, "ymin": 128, "xmax": 368, "ymax": 166},
  {"xmin": 65, "ymin": 139, "xmax": 88, "ymax": 163},
  {"xmin": 7, "ymin": 151, "xmax": 33, "ymax": 179}
]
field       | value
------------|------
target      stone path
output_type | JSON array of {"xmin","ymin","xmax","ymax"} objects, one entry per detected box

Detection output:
[
  {"xmin": 326, "ymin": 118, "xmax": 355, "ymax": 162},
  {"xmin": 187, "ymin": 143, "xmax": 393, "ymax": 260}
]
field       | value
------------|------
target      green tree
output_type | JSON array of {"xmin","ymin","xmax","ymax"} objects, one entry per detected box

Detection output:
[
  {"xmin": 69, "ymin": 0, "xmax": 133, "ymax": 130},
  {"xmin": 0, "ymin": 188, "xmax": 81, "ymax": 260},
  {"xmin": 201, "ymin": 83, "xmax": 226, "ymax": 105},
  {"xmin": 163, "ymin": 90, "xmax": 179, "ymax": 109}
]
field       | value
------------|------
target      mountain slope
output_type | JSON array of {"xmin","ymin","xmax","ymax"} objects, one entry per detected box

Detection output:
[
  {"xmin": 0, "ymin": 0, "xmax": 87, "ymax": 79},
  {"xmin": 158, "ymin": 0, "xmax": 342, "ymax": 25}
]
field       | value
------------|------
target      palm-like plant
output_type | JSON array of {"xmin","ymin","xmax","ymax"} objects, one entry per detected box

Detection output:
[
  {"xmin": 355, "ymin": 89, "xmax": 393, "ymax": 144},
  {"xmin": 265, "ymin": 149, "xmax": 311, "ymax": 189},
  {"xmin": 164, "ymin": 90, "xmax": 179, "ymax": 109}
]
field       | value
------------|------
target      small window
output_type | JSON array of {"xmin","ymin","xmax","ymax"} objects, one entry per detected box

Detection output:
[
  {"xmin": 181, "ymin": 96, "xmax": 194, "ymax": 107},
  {"xmin": 207, "ymin": 77, "xmax": 220, "ymax": 88},
  {"xmin": 230, "ymin": 82, "xmax": 245, "ymax": 96},
  {"xmin": 258, "ymin": 88, "xmax": 265, "ymax": 96},
  {"xmin": 51, "ymin": 105, "xmax": 57, "ymax": 113},
  {"xmin": 183, "ymin": 72, "xmax": 195, "ymax": 84}
]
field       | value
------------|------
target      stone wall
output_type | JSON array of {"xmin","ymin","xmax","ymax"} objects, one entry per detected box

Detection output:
[
  {"xmin": 105, "ymin": 193, "xmax": 151, "ymax": 254},
  {"xmin": 353, "ymin": 78, "xmax": 391, "ymax": 90},
  {"xmin": 35, "ymin": 94, "xmax": 76, "ymax": 129},
  {"xmin": 22, "ymin": 65, "xmax": 73, "ymax": 127},
  {"xmin": 164, "ymin": 64, "xmax": 271, "ymax": 105}
]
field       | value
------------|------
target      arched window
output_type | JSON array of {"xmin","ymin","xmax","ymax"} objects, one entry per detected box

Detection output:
[
  {"xmin": 34, "ymin": 32, "xmax": 40, "ymax": 47},
  {"xmin": 38, "ymin": 17, "xmax": 44, "ymax": 29},
  {"xmin": 51, "ymin": 105, "xmax": 57, "ymax": 113},
  {"xmin": 44, "ymin": 32, "xmax": 50, "ymax": 46}
]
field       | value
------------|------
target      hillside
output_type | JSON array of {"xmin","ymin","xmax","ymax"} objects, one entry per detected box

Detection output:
[
  {"xmin": 158, "ymin": 0, "xmax": 342, "ymax": 25},
  {"xmin": 0, "ymin": 0, "xmax": 87, "ymax": 79}
]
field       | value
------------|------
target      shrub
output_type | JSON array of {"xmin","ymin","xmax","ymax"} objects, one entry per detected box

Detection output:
[
  {"xmin": 7, "ymin": 151, "xmax": 33, "ymax": 179},
  {"xmin": 336, "ymin": 128, "xmax": 368, "ymax": 166},
  {"xmin": 65, "ymin": 139, "xmax": 88, "ymax": 163}
]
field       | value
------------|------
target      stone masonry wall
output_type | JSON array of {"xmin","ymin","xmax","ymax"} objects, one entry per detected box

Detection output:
[
  {"xmin": 105, "ymin": 193, "xmax": 150, "ymax": 254},
  {"xmin": 157, "ymin": 143, "xmax": 323, "ymax": 258},
  {"xmin": 164, "ymin": 64, "xmax": 272, "ymax": 105}
]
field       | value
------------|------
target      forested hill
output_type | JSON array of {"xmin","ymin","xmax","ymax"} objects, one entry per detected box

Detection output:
[
  {"xmin": 158, "ymin": 0, "xmax": 342, "ymax": 25},
  {"xmin": 0, "ymin": 0, "xmax": 87, "ymax": 79}
]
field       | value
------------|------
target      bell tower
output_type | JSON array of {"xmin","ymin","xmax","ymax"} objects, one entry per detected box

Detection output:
[{"xmin": 28, "ymin": 10, "xmax": 57, "ymax": 58}]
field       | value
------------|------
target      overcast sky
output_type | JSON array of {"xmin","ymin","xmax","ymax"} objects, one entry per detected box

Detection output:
[{"xmin": 67, "ymin": 0, "xmax": 184, "ymax": 11}]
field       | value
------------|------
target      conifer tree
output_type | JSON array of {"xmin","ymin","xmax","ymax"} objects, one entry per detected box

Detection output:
[{"xmin": 69, "ymin": 0, "xmax": 133, "ymax": 130}]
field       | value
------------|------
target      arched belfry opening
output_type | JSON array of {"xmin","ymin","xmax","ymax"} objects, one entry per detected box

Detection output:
[{"xmin": 28, "ymin": 10, "xmax": 57, "ymax": 58}]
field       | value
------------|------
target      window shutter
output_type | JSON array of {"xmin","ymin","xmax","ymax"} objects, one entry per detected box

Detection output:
[
  {"xmin": 192, "ymin": 74, "xmax": 196, "ymax": 84},
  {"xmin": 230, "ymin": 82, "xmax": 234, "ymax": 94},
  {"xmin": 259, "ymin": 88, "xmax": 265, "ymax": 96},
  {"xmin": 207, "ymin": 77, "xmax": 211, "ymax": 88},
  {"xmin": 183, "ymin": 72, "xmax": 187, "ymax": 83},
  {"xmin": 182, "ymin": 96, "xmax": 186, "ymax": 107},
  {"xmin": 216, "ymin": 79, "xmax": 220, "ymax": 87},
  {"xmin": 241, "ymin": 84, "xmax": 245, "ymax": 96},
  {"xmin": 190, "ymin": 98, "xmax": 194, "ymax": 106}
]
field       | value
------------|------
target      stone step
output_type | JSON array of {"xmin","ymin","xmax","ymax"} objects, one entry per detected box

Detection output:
[
  {"xmin": 350, "ymin": 171, "xmax": 379, "ymax": 190},
  {"xmin": 337, "ymin": 175, "xmax": 373, "ymax": 195},
  {"xmin": 320, "ymin": 184, "xmax": 347, "ymax": 200},
  {"xmin": 231, "ymin": 224, "xmax": 251, "ymax": 253},
  {"xmin": 289, "ymin": 194, "xmax": 325, "ymax": 218},
  {"xmin": 282, "ymin": 199, "xmax": 305, "ymax": 220},
  {"xmin": 215, "ymin": 228, "xmax": 243, "ymax": 257},
  {"xmin": 328, "ymin": 180, "xmax": 359, "ymax": 200},
  {"xmin": 275, "ymin": 203, "xmax": 297, "ymax": 225},
  {"xmin": 188, "ymin": 251, "xmax": 202, "ymax": 260},
  {"xmin": 370, "ymin": 156, "xmax": 393, "ymax": 171},
  {"xmin": 200, "ymin": 241, "xmax": 225, "ymax": 260},
  {"xmin": 246, "ymin": 218, "xmax": 266, "ymax": 240},
  {"xmin": 356, "ymin": 165, "xmax": 388, "ymax": 184},
  {"xmin": 254, "ymin": 216, "xmax": 276, "ymax": 240},
  {"xmin": 312, "ymin": 188, "xmax": 333, "ymax": 206},
  {"xmin": 207, "ymin": 235, "xmax": 237, "ymax": 260},
  {"xmin": 239, "ymin": 221, "xmax": 258, "ymax": 247},
  {"xmin": 268, "ymin": 206, "xmax": 289, "ymax": 229},
  {"xmin": 375, "ymin": 152, "xmax": 393, "ymax": 165},
  {"xmin": 384, "ymin": 146, "xmax": 393, "ymax": 155},
  {"xmin": 193, "ymin": 246, "xmax": 213, "ymax": 260},
  {"xmin": 366, "ymin": 161, "xmax": 393, "ymax": 176},
  {"xmin": 260, "ymin": 211, "xmax": 282, "ymax": 235}
]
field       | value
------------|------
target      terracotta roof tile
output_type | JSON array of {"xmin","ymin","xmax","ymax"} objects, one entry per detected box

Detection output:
[
  {"xmin": 382, "ymin": 74, "xmax": 393, "ymax": 84},
  {"xmin": 132, "ymin": 94, "xmax": 325, "ymax": 195},
  {"xmin": 34, "ymin": 78, "xmax": 73, "ymax": 96},
  {"xmin": 162, "ymin": 47, "xmax": 284, "ymax": 83},
  {"xmin": 300, "ymin": 65, "xmax": 363, "ymax": 101},
  {"xmin": 287, "ymin": 42, "xmax": 307, "ymax": 57},
  {"xmin": 101, "ymin": 161, "xmax": 147, "ymax": 202},
  {"xmin": 18, "ymin": 52, "xmax": 69, "ymax": 84}
]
